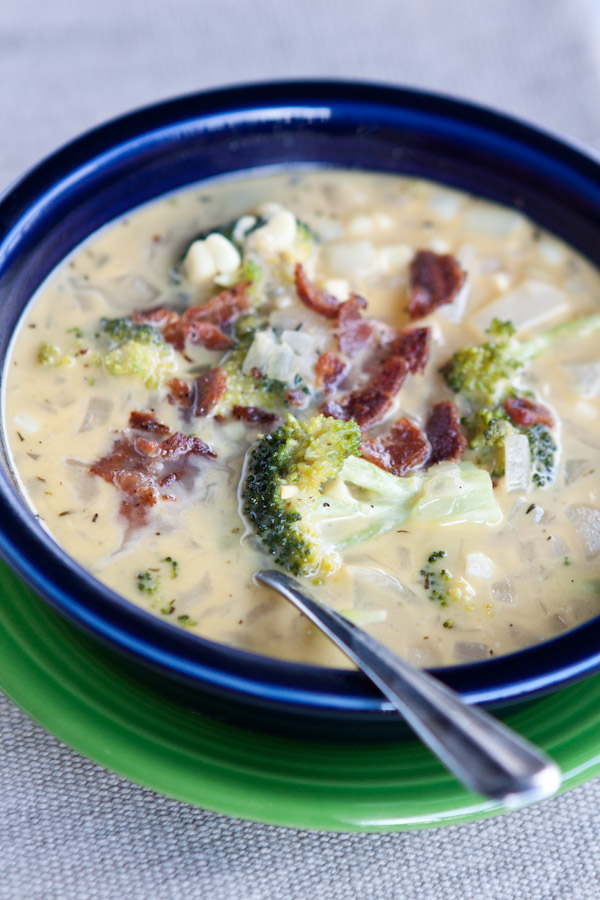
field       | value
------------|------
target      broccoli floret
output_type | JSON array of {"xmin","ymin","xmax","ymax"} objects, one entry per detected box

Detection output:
[
  {"xmin": 239, "ymin": 257, "xmax": 262, "ymax": 285},
  {"xmin": 242, "ymin": 417, "xmax": 501, "ymax": 578},
  {"xmin": 100, "ymin": 317, "xmax": 163, "ymax": 346},
  {"xmin": 442, "ymin": 314, "xmax": 600, "ymax": 406},
  {"xmin": 461, "ymin": 407, "xmax": 513, "ymax": 478},
  {"xmin": 100, "ymin": 317, "xmax": 176, "ymax": 388},
  {"xmin": 103, "ymin": 341, "xmax": 176, "ymax": 388},
  {"xmin": 215, "ymin": 334, "xmax": 285, "ymax": 414},
  {"xmin": 242, "ymin": 415, "xmax": 362, "ymax": 577},
  {"xmin": 162, "ymin": 556, "xmax": 179, "ymax": 579},
  {"xmin": 234, "ymin": 312, "xmax": 268, "ymax": 340},
  {"xmin": 441, "ymin": 319, "xmax": 520, "ymax": 405},
  {"xmin": 136, "ymin": 569, "xmax": 161, "ymax": 595},
  {"xmin": 290, "ymin": 218, "xmax": 320, "ymax": 263},
  {"xmin": 442, "ymin": 313, "xmax": 600, "ymax": 488},
  {"xmin": 38, "ymin": 342, "xmax": 78, "ymax": 368},
  {"xmin": 237, "ymin": 257, "xmax": 263, "ymax": 305},
  {"xmin": 296, "ymin": 219, "xmax": 320, "ymax": 246},
  {"xmin": 38, "ymin": 327, "xmax": 92, "ymax": 368},
  {"xmin": 463, "ymin": 404, "xmax": 558, "ymax": 486},
  {"xmin": 138, "ymin": 557, "xmax": 179, "ymax": 605},
  {"xmin": 420, "ymin": 550, "xmax": 474, "ymax": 608},
  {"xmin": 528, "ymin": 423, "xmax": 558, "ymax": 487}
]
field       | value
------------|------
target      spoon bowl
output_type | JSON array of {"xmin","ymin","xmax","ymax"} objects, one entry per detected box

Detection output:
[{"xmin": 256, "ymin": 569, "xmax": 562, "ymax": 805}]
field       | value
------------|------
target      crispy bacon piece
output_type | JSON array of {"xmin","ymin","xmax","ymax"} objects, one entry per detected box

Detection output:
[
  {"xmin": 337, "ymin": 295, "xmax": 373, "ymax": 354},
  {"xmin": 295, "ymin": 263, "xmax": 342, "ymax": 319},
  {"xmin": 232, "ymin": 406, "xmax": 278, "ymax": 426},
  {"xmin": 128, "ymin": 410, "xmax": 170, "ymax": 434},
  {"xmin": 191, "ymin": 282, "xmax": 249, "ymax": 326},
  {"xmin": 361, "ymin": 418, "xmax": 431, "ymax": 476},
  {"xmin": 193, "ymin": 369, "xmax": 228, "ymax": 416},
  {"xmin": 167, "ymin": 378, "xmax": 194, "ymax": 409},
  {"xmin": 163, "ymin": 319, "xmax": 232, "ymax": 352},
  {"xmin": 295, "ymin": 264, "xmax": 370, "ymax": 327},
  {"xmin": 136, "ymin": 284, "xmax": 249, "ymax": 352},
  {"xmin": 408, "ymin": 251, "xmax": 465, "ymax": 321},
  {"xmin": 90, "ymin": 423, "xmax": 214, "ymax": 526},
  {"xmin": 167, "ymin": 368, "xmax": 227, "ymax": 418},
  {"xmin": 315, "ymin": 352, "xmax": 348, "ymax": 393},
  {"xmin": 133, "ymin": 305, "xmax": 178, "ymax": 327},
  {"xmin": 285, "ymin": 388, "xmax": 307, "ymax": 407},
  {"xmin": 321, "ymin": 356, "xmax": 408, "ymax": 429},
  {"xmin": 425, "ymin": 400, "xmax": 466, "ymax": 465},
  {"xmin": 503, "ymin": 396, "xmax": 554, "ymax": 429},
  {"xmin": 387, "ymin": 327, "xmax": 431, "ymax": 375}
]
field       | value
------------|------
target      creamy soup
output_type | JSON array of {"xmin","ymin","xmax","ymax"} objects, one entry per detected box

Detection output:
[{"xmin": 4, "ymin": 170, "xmax": 600, "ymax": 669}]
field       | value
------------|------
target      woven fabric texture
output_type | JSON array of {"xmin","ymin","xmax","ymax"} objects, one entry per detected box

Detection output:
[{"xmin": 2, "ymin": 0, "xmax": 600, "ymax": 897}]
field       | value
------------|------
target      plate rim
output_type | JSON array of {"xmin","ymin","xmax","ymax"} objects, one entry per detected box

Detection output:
[{"xmin": 1, "ymin": 562, "xmax": 599, "ymax": 833}]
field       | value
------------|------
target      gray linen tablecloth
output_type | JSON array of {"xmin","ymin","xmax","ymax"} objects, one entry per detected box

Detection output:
[{"xmin": 2, "ymin": 0, "xmax": 600, "ymax": 897}]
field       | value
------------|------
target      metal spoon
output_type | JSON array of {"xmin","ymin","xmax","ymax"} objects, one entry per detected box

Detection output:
[{"xmin": 255, "ymin": 569, "xmax": 561, "ymax": 806}]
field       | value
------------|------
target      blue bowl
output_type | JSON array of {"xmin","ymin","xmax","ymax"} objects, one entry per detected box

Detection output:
[{"xmin": 2, "ymin": 80, "xmax": 600, "ymax": 737}]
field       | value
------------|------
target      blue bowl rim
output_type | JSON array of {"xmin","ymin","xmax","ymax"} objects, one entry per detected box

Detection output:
[{"xmin": 2, "ymin": 78, "xmax": 600, "ymax": 715}]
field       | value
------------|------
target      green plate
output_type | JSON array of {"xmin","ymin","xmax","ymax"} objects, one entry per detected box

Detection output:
[{"xmin": 1, "ymin": 561, "xmax": 600, "ymax": 833}]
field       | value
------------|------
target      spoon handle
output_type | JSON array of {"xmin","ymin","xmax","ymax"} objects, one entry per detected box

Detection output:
[{"xmin": 255, "ymin": 570, "xmax": 561, "ymax": 805}]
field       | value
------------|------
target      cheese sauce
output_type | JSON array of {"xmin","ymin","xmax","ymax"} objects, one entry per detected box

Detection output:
[{"xmin": 4, "ymin": 170, "xmax": 600, "ymax": 668}]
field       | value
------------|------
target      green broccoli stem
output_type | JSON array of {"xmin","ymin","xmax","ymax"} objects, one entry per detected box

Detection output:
[
  {"xmin": 515, "ymin": 313, "xmax": 600, "ymax": 363},
  {"xmin": 318, "ymin": 457, "xmax": 501, "ymax": 553}
]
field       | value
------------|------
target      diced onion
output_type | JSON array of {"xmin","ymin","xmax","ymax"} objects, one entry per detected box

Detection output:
[
  {"xmin": 266, "ymin": 343, "xmax": 295, "ymax": 382},
  {"xmin": 564, "ymin": 459, "xmax": 595, "ymax": 485},
  {"xmin": 464, "ymin": 206, "xmax": 524, "ymax": 237},
  {"xmin": 373, "ymin": 212, "xmax": 393, "ymax": 230},
  {"xmin": 280, "ymin": 329, "xmax": 316, "ymax": 355},
  {"xmin": 78, "ymin": 398, "xmax": 113, "ymax": 432},
  {"xmin": 348, "ymin": 214, "xmax": 373, "ymax": 236},
  {"xmin": 114, "ymin": 273, "xmax": 159, "ymax": 305},
  {"xmin": 492, "ymin": 272, "xmax": 511, "ymax": 292},
  {"xmin": 563, "ymin": 361, "xmax": 600, "ymax": 398},
  {"xmin": 436, "ymin": 280, "xmax": 470, "ymax": 325},
  {"xmin": 242, "ymin": 329, "xmax": 278, "ymax": 375},
  {"xmin": 324, "ymin": 241, "xmax": 376, "ymax": 276},
  {"xmin": 428, "ymin": 237, "xmax": 450, "ymax": 254},
  {"xmin": 323, "ymin": 279, "xmax": 350, "ymax": 301},
  {"xmin": 14, "ymin": 413, "xmax": 39, "ymax": 435},
  {"xmin": 313, "ymin": 218, "xmax": 343, "ymax": 241},
  {"xmin": 504, "ymin": 433, "xmax": 531, "ymax": 492},
  {"xmin": 454, "ymin": 641, "xmax": 490, "ymax": 661},
  {"xmin": 573, "ymin": 401, "xmax": 597, "ymax": 420},
  {"xmin": 465, "ymin": 552, "xmax": 494, "ymax": 579},
  {"xmin": 491, "ymin": 578, "xmax": 514, "ymax": 603},
  {"xmin": 566, "ymin": 506, "xmax": 600, "ymax": 557},
  {"xmin": 378, "ymin": 244, "xmax": 412, "ymax": 274},
  {"xmin": 428, "ymin": 188, "xmax": 465, "ymax": 221},
  {"xmin": 545, "ymin": 535, "xmax": 570, "ymax": 560},
  {"xmin": 470, "ymin": 280, "xmax": 569, "ymax": 334},
  {"xmin": 537, "ymin": 239, "xmax": 565, "ymax": 265},
  {"xmin": 242, "ymin": 327, "xmax": 320, "ymax": 389}
]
